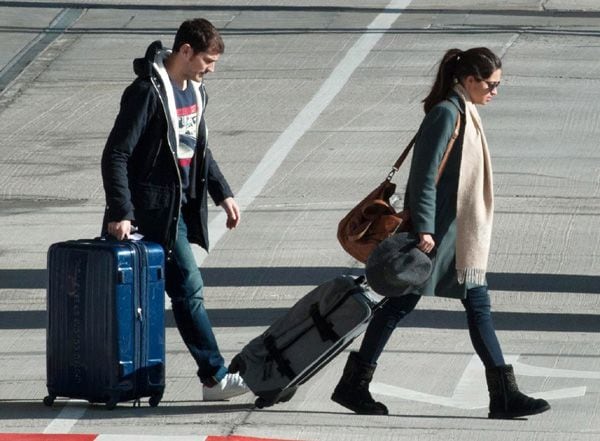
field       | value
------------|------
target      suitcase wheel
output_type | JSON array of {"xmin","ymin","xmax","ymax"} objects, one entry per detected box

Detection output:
[
  {"xmin": 254, "ymin": 397, "xmax": 269, "ymax": 409},
  {"xmin": 255, "ymin": 387, "xmax": 297, "ymax": 409},
  {"xmin": 277, "ymin": 387, "xmax": 297, "ymax": 404},
  {"xmin": 228, "ymin": 354, "xmax": 245, "ymax": 374},
  {"xmin": 105, "ymin": 395, "xmax": 119, "ymax": 410},
  {"xmin": 149, "ymin": 394, "xmax": 162, "ymax": 408},
  {"xmin": 43, "ymin": 395, "xmax": 55, "ymax": 407}
]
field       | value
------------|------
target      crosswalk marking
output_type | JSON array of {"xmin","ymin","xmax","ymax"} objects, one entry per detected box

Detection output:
[{"xmin": 370, "ymin": 354, "xmax": 594, "ymax": 409}]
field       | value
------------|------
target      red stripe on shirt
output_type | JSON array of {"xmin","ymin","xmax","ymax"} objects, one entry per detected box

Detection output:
[{"xmin": 176, "ymin": 104, "xmax": 197, "ymax": 117}]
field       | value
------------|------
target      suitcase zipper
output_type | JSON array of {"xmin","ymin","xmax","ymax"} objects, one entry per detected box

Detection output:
[
  {"xmin": 131, "ymin": 242, "xmax": 143, "ymax": 402},
  {"xmin": 138, "ymin": 242, "xmax": 148, "ymax": 399}
]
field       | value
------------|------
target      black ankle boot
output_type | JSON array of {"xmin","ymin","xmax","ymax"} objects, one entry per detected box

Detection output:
[
  {"xmin": 331, "ymin": 352, "xmax": 388, "ymax": 415},
  {"xmin": 485, "ymin": 365, "xmax": 551, "ymax": 419}
]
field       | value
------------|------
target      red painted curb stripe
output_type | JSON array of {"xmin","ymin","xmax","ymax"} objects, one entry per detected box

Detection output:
[
  {"xmin": 0, "ymin": 435, "xmax": 303, "ymax": 441},
  {"xmin": 0, "ymin": 435, "xmax": 96, "ymax": 441}
]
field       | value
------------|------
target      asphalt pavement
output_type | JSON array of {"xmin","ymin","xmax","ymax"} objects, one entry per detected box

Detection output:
[{"xmin": 0, "ymin": 1, "xmax": 599, "ymax": 440}]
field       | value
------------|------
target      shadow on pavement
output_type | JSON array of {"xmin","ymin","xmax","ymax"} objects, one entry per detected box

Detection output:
[
  {"xmin": 1, "ymin": 267, "xmax": 598, "ymax": 293},
  {"xmin": 0, "ymin": 400, "xmax": 492, "ymax": 421},
  {"xmin": 1, "ymin": 25, "xmax": 598, "ymax": 38},
  {"xmin": 2, "ymin": 2, "xmax": 600, "ymax": 18},
  {"xmin": 0, "ymin": 307, "xmax": 598, "ymax": 333},
  {"xmin": 1, "ymin": 267, "xmax": 598, "ymax": 331},
  {"xmin": 0, "ymin": 400, "xmax": 255, "ymax": 419}
]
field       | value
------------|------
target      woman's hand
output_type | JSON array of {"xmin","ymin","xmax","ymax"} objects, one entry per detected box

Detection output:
[{"xmin": 417, "ymin": 232, "xmax": 435, "ymax": 254}]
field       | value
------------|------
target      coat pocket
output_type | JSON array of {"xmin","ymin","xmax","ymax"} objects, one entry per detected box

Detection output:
[{"xmin": 132, "ymin": 182, "xmax": 172, "ymax": 209}]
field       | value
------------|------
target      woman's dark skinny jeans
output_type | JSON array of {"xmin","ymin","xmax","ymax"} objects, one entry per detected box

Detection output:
[{"xmin": 358, "ymin": 286, "xmax": 505, "ymax": 368}]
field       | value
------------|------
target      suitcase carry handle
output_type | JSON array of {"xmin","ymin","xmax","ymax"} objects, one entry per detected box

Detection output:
[
  {"xmin": 96, "ymin": 226, "xmax": 141, "ymax": 242},
  {"xmin": 355, "ymin": 276, "xmax": 391, "ymax": 313},
  {"xmin": 372, "ymin": 297, "xmax": 390, "ymax": 313}
]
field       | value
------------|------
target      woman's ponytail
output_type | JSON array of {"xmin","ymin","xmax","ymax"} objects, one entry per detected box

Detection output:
[{"xmin": 423, "ymin": 49, "xmax": 462, "ymax": 114}]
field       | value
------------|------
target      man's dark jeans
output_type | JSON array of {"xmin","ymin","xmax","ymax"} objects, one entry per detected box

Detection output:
[
  {"xmin": 358, "ymin": 286, "xmax": 506, "ymax": 368},
  {"xmin": 164, "ymin": 216, "xmax": 228, "ymax": 385}
]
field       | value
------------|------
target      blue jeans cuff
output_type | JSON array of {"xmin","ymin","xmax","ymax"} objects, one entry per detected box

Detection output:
[{"xmin": 200, "ymin": 365, "xmax": 228, "ymax": 386}]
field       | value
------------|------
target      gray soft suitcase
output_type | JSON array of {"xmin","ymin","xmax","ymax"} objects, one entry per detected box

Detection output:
[{"xmin": 229, "ymin": 275, "xmax": 381, "ymax": 408}]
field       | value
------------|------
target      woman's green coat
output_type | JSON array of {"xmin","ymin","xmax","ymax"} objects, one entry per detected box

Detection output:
[{"xmin": 406, "ymin": 93, "xmax": 482, "ymax": 299}]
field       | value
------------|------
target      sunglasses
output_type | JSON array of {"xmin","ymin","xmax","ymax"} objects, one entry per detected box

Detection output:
[{"xmin": 479, "ymin": 79, "xmax": 501, "ymax": 91}]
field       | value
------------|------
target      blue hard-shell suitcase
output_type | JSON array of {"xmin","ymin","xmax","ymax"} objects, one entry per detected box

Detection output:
[{"xmin": 44, "ymin": 239, "xmax": 165, "ymax": 409}]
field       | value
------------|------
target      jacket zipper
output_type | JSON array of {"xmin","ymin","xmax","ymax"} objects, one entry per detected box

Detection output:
[
  {"xmin": 197, "ymin": 83, "xmax": 208, "ymax": 184},
  {"xmin": 150, "ymin": 76, "xmax": 182, "ymax": 254}
]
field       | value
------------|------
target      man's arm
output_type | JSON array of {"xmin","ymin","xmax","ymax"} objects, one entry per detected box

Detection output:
[
  {"xmin": 204, "ymin": 148, "xmax": 239, "ymax": 228},
  {"xmin": 107, "ymin": 220, "xmax": 132, "ymax": 240},
  {"xmin": 101, "ymin": 80, "xmax": 156, "ymax": 237}
]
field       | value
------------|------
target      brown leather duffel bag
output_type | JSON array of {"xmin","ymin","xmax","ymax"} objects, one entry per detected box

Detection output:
[{"xmin": 337, "ymin": 113, "xmax": 461, "ymax": 263}]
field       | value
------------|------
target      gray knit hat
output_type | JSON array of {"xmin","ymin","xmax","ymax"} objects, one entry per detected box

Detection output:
[{"xmin": 365, "ymin": 232, "xmax": 433, "ymax": 297}]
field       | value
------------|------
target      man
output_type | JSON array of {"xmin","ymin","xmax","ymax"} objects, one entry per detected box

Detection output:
[{"xmin": 101, "ymin": 18, "xmax": 248, "ymax": 401}]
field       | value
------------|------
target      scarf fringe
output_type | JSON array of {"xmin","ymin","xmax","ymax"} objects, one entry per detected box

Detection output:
[{"xmin": 457, "ymin": 268, "xmax": 487, "ymax": 286}]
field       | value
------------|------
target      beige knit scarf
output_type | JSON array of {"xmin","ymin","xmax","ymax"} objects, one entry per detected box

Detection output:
[{"xmin": 453, "ymin": 84, "xmax": 494, "ymax": 285}]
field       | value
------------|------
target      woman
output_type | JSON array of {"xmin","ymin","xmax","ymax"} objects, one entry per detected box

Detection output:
[{"xmin": 331, "ymin": 47, "xmax": 551, "ymax": 419}]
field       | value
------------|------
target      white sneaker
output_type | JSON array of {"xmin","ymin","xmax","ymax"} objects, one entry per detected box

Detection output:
[{"xmin": 202, "ymin": 373, "xmax": 250, "ymax": 401}]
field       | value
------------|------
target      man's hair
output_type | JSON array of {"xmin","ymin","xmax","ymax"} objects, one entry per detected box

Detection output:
[{"xmin": 173, "ymin": 18, "xmax": 224, "ymax": 54}]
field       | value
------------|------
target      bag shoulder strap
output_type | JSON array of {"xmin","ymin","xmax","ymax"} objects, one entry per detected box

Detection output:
[
  {"xmin": 386, "ymin": 102, "xmax": 462, "ymax": 183},
  {"xmin": 435, "ymin": 110, "xmax": 461, "ymax": 184},
  {"xmin": 393, "ymin": 135, "xmax": 417, "ymax": 170}
]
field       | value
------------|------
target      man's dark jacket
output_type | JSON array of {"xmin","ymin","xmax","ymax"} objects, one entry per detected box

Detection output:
[{"xmin": 101, "ymin": 41, "xmax": 233, "ymax": 254}]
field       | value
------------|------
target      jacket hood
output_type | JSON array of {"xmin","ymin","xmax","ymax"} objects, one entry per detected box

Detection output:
[{"xmin": 133, "ymin": 40, "xmax": 165, "ymax": 78}]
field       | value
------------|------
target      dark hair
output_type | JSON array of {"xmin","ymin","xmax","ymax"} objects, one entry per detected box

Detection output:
[
  {"xmin": 173, "ymin": 18, "xmax": 225, "ymax": 54},
  {"xmin": 422, "ymin": 47, "xmax": 502, "ymax": 113}
]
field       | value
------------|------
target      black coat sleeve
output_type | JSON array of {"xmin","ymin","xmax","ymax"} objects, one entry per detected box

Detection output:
[
  {"xmin": 205, "ymin": 147, "xmax": 234, "ymax": 205},
  {"xmin": 101, "ymin": 80, "xmax": 156, "ymax": 222}
]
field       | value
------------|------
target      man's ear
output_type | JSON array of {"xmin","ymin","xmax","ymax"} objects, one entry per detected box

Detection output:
[{"xmin": 179, "ymin": 43, "xmax": 193, "ymax": 58}]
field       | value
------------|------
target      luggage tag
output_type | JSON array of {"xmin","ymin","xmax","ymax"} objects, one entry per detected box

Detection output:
[
  {"xmin": 99, "ymin": 226, "xmax": 144, "ymax": 241},
  {"xmin": 128, "ymin": 225, "xmax": 144, "ymax": 241}
]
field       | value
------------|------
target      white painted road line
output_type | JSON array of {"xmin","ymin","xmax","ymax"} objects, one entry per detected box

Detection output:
[
  {"xmin": 514, "ymin": 360, "xmax": 600, "ymax": 379},
  {"xmin": 370, "ymin": 354, "xmax": 593, "ymax": 409},
  {"xmin": 193, "ymin": 0, "xmax": 413, "ymax": 265},
  {"xmin": 0, "ymin": 8, "xmax": 83, "ymax": 92},
  {"xmin": 43, "ymin": 401, "xmax": 88, "ymax": 434},
  {"xmin": 95, "ymin": 436, "xmax": 207, "ymax": 441},
  {"xmin": 1, "ymin": 435, "xmax": 299, "ymax": 441}
]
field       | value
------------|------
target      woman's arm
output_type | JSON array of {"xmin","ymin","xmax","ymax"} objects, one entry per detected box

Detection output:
[{"xmin": 407, "ymin": 104, "xmax": 458, "ymax": 247}]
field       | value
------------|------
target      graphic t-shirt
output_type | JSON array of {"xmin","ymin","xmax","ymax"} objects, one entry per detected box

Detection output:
[{"xmin": 171, "ymin": 80, "xmax": 199, "ymax": 204}]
